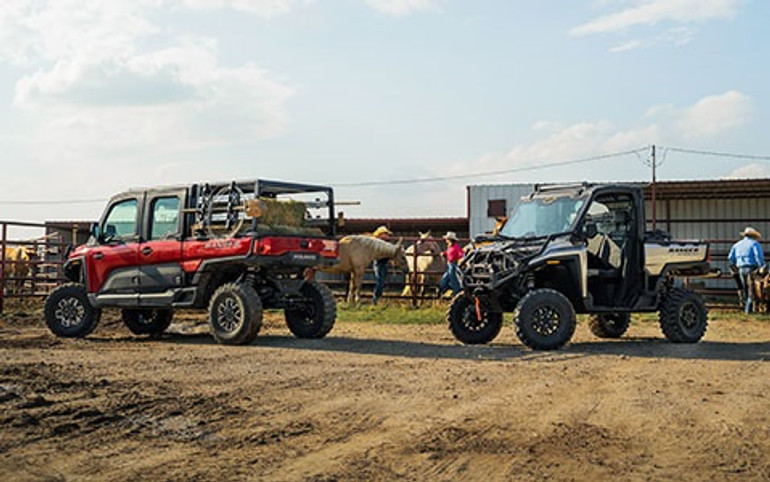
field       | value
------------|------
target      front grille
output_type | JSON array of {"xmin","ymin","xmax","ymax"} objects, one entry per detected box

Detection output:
[{"xmin": 462, "ymin": 250, "xmax": 518, "ymax": 288}]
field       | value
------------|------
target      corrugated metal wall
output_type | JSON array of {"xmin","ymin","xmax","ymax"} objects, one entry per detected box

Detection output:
[{"xmin": 468, "ymin": 184, "xmax": 533, "ymax": 237}]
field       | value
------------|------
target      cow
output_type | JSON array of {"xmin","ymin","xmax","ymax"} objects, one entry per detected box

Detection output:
[{"xmin": 2, "ymin": 246, "xmax": 37, "ymax": 294}]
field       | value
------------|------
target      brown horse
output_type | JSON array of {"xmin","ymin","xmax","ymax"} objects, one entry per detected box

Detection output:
[
  {"xmin": 401, "ymin": 232, "xmax": 446, "ymax": 298},
  {"xmin": 320, "ymin": 235, "xmax": 405, "ymax": 305},
  {"xmin": 2, "ymin": 246, "xmax": 37, "ymax": 294}
]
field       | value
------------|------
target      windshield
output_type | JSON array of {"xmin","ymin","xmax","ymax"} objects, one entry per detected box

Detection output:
[{"xmin": 499, "ymin": 196, "xmax": 585, "ymax": 238}]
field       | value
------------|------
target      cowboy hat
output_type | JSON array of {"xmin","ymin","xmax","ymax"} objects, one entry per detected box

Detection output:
[
  {"xmin": 741, "ymin": 226, "xmax": 761, "ymax": 239},
  {"xmin": 443, "ymin": 231, "xmax": 458, "ymax": 241},
  {"xmin": 372, "ymin": 225, "xmax": 393, "ymax": 237}
]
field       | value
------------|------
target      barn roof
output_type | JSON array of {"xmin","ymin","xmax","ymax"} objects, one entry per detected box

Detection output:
[
  {"xmin": 339, "ymin": 217, "xmax": 468, "ymax": 237},
  {"xmin": 470, "ymin": 178, "xmax": 770, "ymax": 201},
  {"xmin": 642, "ymin": 179, "xmax": 770, "ymax": 200}
]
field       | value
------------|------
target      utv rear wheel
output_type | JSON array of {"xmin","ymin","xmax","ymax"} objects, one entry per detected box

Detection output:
[
  {"xmin": 122, "ymin": 309, "xmax": 173, "ymax": 336},
  {"xmin": 447, "ymin": 294, "xmax": 503, "ymax": 345},
  {"xmin": 514, "ymin": 288, "xmax": 576, "ymax": 350},
  {"xmin": 285, "ymin": 281, "xmax": 336, "ymax": 338},
  {"xmin": 44, "ymin": 283, "xmax": 101, "ymax": 338},
  {"xmin": 659, "ymin": 288, "xmax": 708, "ymax": 343},
  {"xmin": 588, "ymin": 313, "xmax": 631, "ymax": 339},
  {"xmin": 208, "ymin": 283, "xmax": 262, "ymax": 345}
]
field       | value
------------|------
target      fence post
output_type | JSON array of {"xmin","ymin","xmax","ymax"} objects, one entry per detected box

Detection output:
[
  {"xmin": 0, "ymin": 223, "xmax": 6, "ymax": 314},
  {"xmin": 411, "ymin": 241, "xmax": 418, "ymax": 308}
]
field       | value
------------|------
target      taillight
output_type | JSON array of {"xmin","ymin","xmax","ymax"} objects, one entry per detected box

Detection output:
[
  {"xmin": 254, "ymin": 237, "xmax": 338, "ymax": 257},
  {"xmin": 319, "ymin": 239, "xmax": 338, "ymax": 258},
  {"xmin": 255, "ymin": 238, "xmax": 273, "ymax": 255}
]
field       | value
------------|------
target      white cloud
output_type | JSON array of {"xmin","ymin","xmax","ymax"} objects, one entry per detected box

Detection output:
[
  {"xmin": 676, "ymin": 90, "xmax": 753, "ymax": 139},
  {"xmin": 364, "ymin": 0, "xmax": 442, "ymax": 16},
  {"xmin": 459, "ymin": 90, "xmax": 755, "ymax": 182},
  {"xmin": 570, "ymin": 0, "xmax": 741, "ymax": 36},
  {"xmin": 610, "ymin": 40, "xmax": 644, "ymax": 52},
  {"xmin": 3, "ymin": 0, "xmax": 295, "ymax": 166},
  {"xmin": 178, "ymin": 0, "xmax": 310, "ymax": 17},
  {"xmin": 724, "ymin": 163, "xmax": 770, "ymax": 179}
]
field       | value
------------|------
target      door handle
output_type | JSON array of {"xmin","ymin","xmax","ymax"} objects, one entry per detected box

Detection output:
[{"xmin": 141, "ymin": 247, "xmax": 153, "ymax": 256}]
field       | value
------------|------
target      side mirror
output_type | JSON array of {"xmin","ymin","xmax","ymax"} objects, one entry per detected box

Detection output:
[
  {"xmin": 90, "ymin": 222, "xmax": 101, "ymax": 240},
  {"xmin": 584, "ymin": 222, "xmax": 598, "ymax": 239},
  {"xmin": 103, "ymin": 224, "xmax": 117, "ymax": 241}
]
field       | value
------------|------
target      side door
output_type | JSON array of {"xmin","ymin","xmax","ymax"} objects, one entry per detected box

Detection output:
[
  {"xmin": 583, "ymin": 191, "xmax": 638, "ymax": 308},
  {"xmin": 85, "ymin": 196, "xmax": 142, "ymax": 304},
  {"xmin": 137, "ymin": 191, "xmax": 185, "ymax": 301}
]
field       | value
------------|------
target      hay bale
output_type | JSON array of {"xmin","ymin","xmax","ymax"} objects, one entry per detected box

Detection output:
[{"xmin": 259, "ymin": 198, "xmax": 307, "ymax": 228}]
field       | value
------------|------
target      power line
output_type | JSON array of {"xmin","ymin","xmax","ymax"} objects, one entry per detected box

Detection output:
[
  {"xmin": 665, "ymin": 146, "xmax": 770, "ymax": 161},
  {"xmin": 2, "ymin": 145, "xmax": 768, "ymax": 204},
  {"xmin": 333, "ymin": 147, "xmax": 649, "ymax": 187}
]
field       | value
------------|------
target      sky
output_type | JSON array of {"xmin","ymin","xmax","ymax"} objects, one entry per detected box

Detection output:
[{"xmin": 0, "ymin": 0, "xmax": 768, "ymax": 224}]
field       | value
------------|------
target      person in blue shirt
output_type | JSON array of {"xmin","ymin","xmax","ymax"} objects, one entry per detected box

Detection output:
[{"xmin": 728, "ymin": 226, "xmax": 765, "ymax": 314}]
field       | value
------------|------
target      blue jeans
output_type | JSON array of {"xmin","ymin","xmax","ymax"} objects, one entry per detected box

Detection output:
[
  {"xmin": 739, "ymin": 266, "xmax": 756, "ymax": 314},
  {"xmin": 439, "ymin": 263, "xmax": 461, "ymax": 295},
  {"xmin": 372, "ymin": 258, "xmax": 388, "ymax": 304}
]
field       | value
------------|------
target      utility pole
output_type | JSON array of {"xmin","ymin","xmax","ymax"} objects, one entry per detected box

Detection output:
[{"xmin": 651, "ymin": 144, "xmax": 657, "ymax": 231}]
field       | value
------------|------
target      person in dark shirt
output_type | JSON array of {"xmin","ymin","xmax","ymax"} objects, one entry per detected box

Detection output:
[{"xmin": 371, "ymin": 225, "xmax": 392, "ymax": 305}]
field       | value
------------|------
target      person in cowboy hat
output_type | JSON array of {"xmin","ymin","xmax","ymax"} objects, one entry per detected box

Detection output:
[
  {"xmin": 438, "ymin": 231, "xmax": 463, "ymax": 296},
  {"xmin": 370, "ymin": 225, "xmax": 393, "ymax": 305},
  {"xmin": 729, "ymin": 226, "xmax": 765, "ymax": 314}
]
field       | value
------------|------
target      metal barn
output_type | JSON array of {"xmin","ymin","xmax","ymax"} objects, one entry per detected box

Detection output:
[{"xmin": 467, "ymin": 179, "xmax": 770, "ymax": 299}]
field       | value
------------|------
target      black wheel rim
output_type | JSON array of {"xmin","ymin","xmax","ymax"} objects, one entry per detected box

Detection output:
[
  {"xmin": 137, "ymin": 311, "xmax": 156, "ymax": 326},
  {"xmin": 462, "ymin": 305, "xmax": 489, "ymax": 332},
  {"xmin": 216, "ymin": 296, "xmax": 242, "ymax": 333},
  {"xmin": 606, "ymin": 316, "xmax": 623, "ymax": 330},
  {"xmin": 55, "ymin": 297, "xmax": 85, "ymax": 328},
  {"xmin": 531, "ymin": 305, "xmax": 560, "ymax": 336},
  {"xmin": 680, "ymin": 302, "xmax": 700, "ymax": 329},
  {"xmin": 291, "ymin": 290, "xmax": 323, "ymax": 326},
  {"xmin": 292, "ymin": 295, "xmax": 318, "ymax": 326}
]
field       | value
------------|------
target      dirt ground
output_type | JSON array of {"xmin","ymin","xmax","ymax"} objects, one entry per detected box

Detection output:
[{"xmin": 1, "ymin": 302, "xmax": 770, "ymax": 482}]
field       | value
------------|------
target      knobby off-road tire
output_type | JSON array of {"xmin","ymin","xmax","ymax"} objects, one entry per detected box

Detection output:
[
  {"xmin": 44, "ymin": 283, "xmax": 101, "ymax": 338},
  {"xmin": 588, "ymin": 313, "xmax": 631, "ymax": 339},
  {"xmin": 285, "ymin": 281, "xmax": 336, "ymax": 339},
  {"xmin": 659, "ymin": 288, "xmax": 708, "ymax": 343},
  {"xmin": 447, "ymin": 294, "xmax": 503, "ymax": 345},
  {"xmin": 121, "ymin": 309, "xmax": 174, "ymax": 336},
  {"xmin": 208, "ymin": 282, "xmax": 263, "ymax": 345},
  {"xmin": 514, "ymin": 288, "xmax": 576, "ymax": 350}
]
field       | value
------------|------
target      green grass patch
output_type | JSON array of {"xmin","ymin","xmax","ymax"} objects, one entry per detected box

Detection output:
[{"xmin": 337, "ymin": 303, "xmax": 446, "ymax": 325}]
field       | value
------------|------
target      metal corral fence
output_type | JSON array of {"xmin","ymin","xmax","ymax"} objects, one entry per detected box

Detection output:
[
  {"xmin": 0, "ymin": 222, "xmax": 748, "ymax": 312},
  {"xmin": 316, "ymin": 235, "xmax": 464, "ymax": 306},
  {"xmin": 0, "ymin": 220, "xmax": 91, "ymax": 313}
]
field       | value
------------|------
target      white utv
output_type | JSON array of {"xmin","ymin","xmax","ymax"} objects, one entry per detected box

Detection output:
[{"xmin": 449, "ymin": 183, "xmax": 715, "ymax": 350}]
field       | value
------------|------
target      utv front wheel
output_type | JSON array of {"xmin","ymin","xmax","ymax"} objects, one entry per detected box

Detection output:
[
  {"xmin": 514, "ymin": 288, "xmax": 576, "ymax": 350},
  {"xmin": 285, "ymin": 281, "xmax": 336, "ymax": 338},
  {"xmin": 44, "ymin": 283, "xmax": 101, "ymax": 338},
  {"xmin": 122, "ymin": 309, "xmax": 174, "ymax": 335},
  {"xmin": 208, "ymin": 283, "xmax": 263, "ymax": 345},
  {"xmin": 659, "ymin": 288, "xmax": 708, "ymax": 343},
  {"xmin": 447, "ymin": 294, "xmax": 503, "ymax": 345},
  {"xmin": 588, "ymin": 313, "xmax": 631, "ymax": 339}
]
